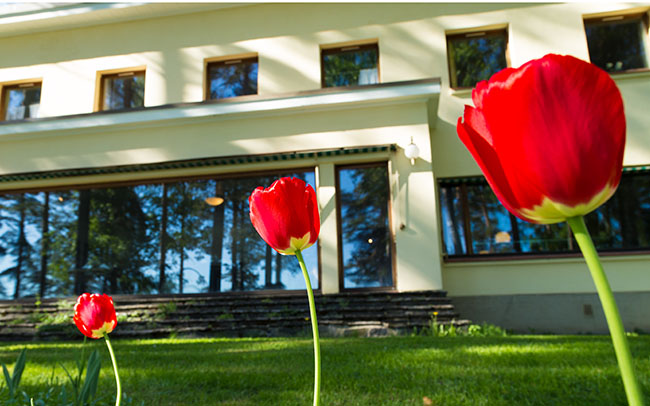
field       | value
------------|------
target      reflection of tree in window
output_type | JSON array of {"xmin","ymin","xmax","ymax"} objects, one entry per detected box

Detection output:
[
  {"xmin": 438, "ymin": 171, "xmax": 650, "ymax": 258},
  {"xmin": 448, "ymin": 31, "xmax": 507, "ymax": 88},
  {"xmin": 165, "ymin": 181, "xmax": 211, "ymax": 293},
  {"xmin": 585, "ymin": 16, "xmax": 648, "ymax": 73},
  {"xmin": 0, "ymin": 194, "xmax": 40, "ymax": 298},
  {"xmin": 466, "ymin": 183, "xmax": 516, "ymax": 254},
  {"xmin": 439, "ymin": 185, "xmax": 467, "ymax": 255},
  {"xmin": 208, "ymin": 59, "xmax": 258, "ymax": 100},
  {"xmin": 86, "ymin": 187, "xmax": 154, "ymax": 294},
  {"xmin": 103, "ymin": 73, "xmax": 145, "ymax": 110},
  {"xmin": 323, "ymin": 45, "xmax": 378, "ymax": 88},
  {"xmin": 339, "ymin": 165, "xmax": 393, "ymax": 288}
]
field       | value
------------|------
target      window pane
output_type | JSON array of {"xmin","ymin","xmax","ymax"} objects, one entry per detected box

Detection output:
[
  {"xmin": 339, "ymin": 165, "xmax": 393, "ymax": 288},
  {"xmin": 4, "ymin": 85, "xmax": 41, "ymax": 120},
  {"xmin": 102, "ymin": 72, "xmax": 145, "ymax": 110},
  {"xmin": 585, "ymin": 173, "xmax": 650, "ymax": 250},
  {"xmin": 586, "ymin": 17, "xmax": 648, "ymax": 72},
  {"xmin": 448, "ymin": 31, "xmax": 508, "ymax": 88},
  {"xmin": 466, "ymin": 183, "xmax": 516, "ymax": 255},
  {"xmin": 208, "ymin": 59, "xmax": 258, "ymax": 100},
  {"xmin": 217, "ymin": 172, "xmax": 318, "ymax": 292},
  {"xmin": 515, "ymin": 220, "xmax": 571, "ymax": 253},
  {"xmin": 85, "ymin": 186, "xmax": 156, "ymax": 294},
  {"xmin": 439, "ymin": 184, "xmax": 467, "ymax": 256},
  {"xmin": 323, "ymin": 45, "xmax": 379, "ymax": 88}
]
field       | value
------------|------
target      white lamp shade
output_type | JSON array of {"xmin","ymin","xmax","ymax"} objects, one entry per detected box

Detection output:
[{"xmin": 404, "ymin": 143, "xmax": 420, "ymax": 160}]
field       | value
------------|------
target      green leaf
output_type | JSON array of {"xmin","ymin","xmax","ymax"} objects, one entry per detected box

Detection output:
[
  {"xmin": 11, "ymin": 349, "xmax": 26, "ymax": 391},
  {"xmin": 79, "ymin": 350, "xmax": 101, "ymax": 405},
  {"xmin": 2, "ymin": 363, "xmax": 12, "ymax": 395}
]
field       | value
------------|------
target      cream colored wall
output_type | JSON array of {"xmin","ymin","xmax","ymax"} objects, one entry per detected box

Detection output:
[{"xmin": 0, "ymin": 3, "xmax": 648, "ymax": 296}]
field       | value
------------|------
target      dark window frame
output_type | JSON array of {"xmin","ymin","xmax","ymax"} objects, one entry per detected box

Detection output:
[
  {"xmin": 446, "ymin": 28, "xmax": 510, "ymax": 90},
  {"xmin": 335, "ymin": 161, "xmax": 396, "ymax": 292},
  {"xmin": 584, "ymin": 12, "xmax": 650, "ymax": 74},
  {"xmin": 204, "ymin": 55, "xmax": 259, "ymax": 101},
  {"xmin": 439, "ymin": 171, "xmax": 650, "ymax": 262},
  {"xmin": 95, "ymin": 67, "xmax": 146, "ymax": 112},
  {"xmin": 0, "ymin": 79, "xmax": 42, "ymax": 122},
  {"xmin": 320, "ymin": 42, "xmax": 380, "ymax": 89}
]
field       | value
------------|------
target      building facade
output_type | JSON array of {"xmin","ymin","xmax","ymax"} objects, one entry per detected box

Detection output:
[{"xmin": 0, "ymin": 3, "xmax": 649, "ymax": 332}]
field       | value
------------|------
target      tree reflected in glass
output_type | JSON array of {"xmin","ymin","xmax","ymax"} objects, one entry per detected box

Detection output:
[{"xmin": 339, "ymin": 165, "xmax": 392, "ymax": 288}]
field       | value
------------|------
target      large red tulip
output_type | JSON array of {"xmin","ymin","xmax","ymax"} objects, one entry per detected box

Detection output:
[
  {"xmin": 457, "ymin": 54, "xmax": 625, "ymax": 224},
  {"xmin": 73, "ymin": 293, "xmax": 117, "ymax": 339},
  {"xmin": 249, "ymin": 177, "xmax": 320, "ymax": 255}
]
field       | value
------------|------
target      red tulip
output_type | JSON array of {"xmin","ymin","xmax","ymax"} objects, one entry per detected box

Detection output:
[
  {"xmin": 249, "ymin": 177, "xmax": 320, "ymax": 254},
  {"xmin": 457, "ymin": 54, "xmax": 625, "ymax": 224},
  {"xmin": 73, "ymin": 293, "xmax": 117, "ymax": 339}
]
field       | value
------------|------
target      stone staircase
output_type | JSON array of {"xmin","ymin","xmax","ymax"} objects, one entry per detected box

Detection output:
[{"xmin": 0, "ymin": 290, "xmax": 468, "ymax": 341}]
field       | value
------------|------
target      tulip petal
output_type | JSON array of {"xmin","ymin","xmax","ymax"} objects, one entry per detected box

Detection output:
[
  {"xmin": 457, "ymin": 54, "xmax": 625, "ymax": 224},
  {"xmin": 249, "ymin": 177, "xmax": 320, "ymax": 254},
  {"xmin": 457, "ymin": 109, "xmax": 526, "ymax": 221}
]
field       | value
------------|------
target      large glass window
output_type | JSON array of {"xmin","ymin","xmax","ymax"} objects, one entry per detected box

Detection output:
[
  {"xmin": 99, "ymin": 69, "xmax": 145, "ymax": 111},
  {"xmin": 338, "ymin": 163, "xmax": 393, "ymax": 289},
  {"xmin": 0, "ymin": 170, "xmax": 319, "ymax": 299},
  {"xmin": 447, "ymin": 29, "xmax": 508, "ymax": 88},
  {"xmin": 206, "ymin": 57, "xmax": 258, "ymax": 100},
  {"xmin": 585, "ymin": 14, "xmax": 649, "ymax": 73},
  {"xmin": 439, "ymin": 171, "xmax": 650, "ymax": 258},
  {"xmin": 321, "ymin": 43, "xmax": 379, "ymax": 88},
  {"xmin": 2, "ymin": 82, "xmax": 41, "ymax": 121}
]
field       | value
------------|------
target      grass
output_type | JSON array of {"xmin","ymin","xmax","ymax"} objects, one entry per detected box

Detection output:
[{"xmin": 0, "ymin": 335, "xmax": 649, "ymax": 405}]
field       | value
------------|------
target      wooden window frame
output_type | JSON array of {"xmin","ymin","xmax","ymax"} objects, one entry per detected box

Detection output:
[
  {"xmin": 94, "ymin": 66, "xmax": 146, "ymax": 112},
  {"xmin": 584, "ymin": 12, "xmax": 650, "ymax": 74},
  {"xmin": 335, "ymin": 161, "xmax": 396, "ymax": 292},
  {"xmin": 0, "ymin": 78, "xmax": 42, "ymax": 122},
  {"xmin": 203, "ymin": 54, "xmax": 259, "ymax": 101},
  {"xmin": 320, "ymin": 42, "xmax": 380, "ymax": 89},
  {"xmin": 446, "ymin": 28, "xmax": 510, "ymax": 90}
]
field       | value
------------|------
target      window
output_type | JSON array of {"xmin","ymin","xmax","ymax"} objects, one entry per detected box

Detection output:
[
  {"xmin": 439, "ymin": 170, "xmax": 650, "ymax": 259},
  {"xmin": 1, "ymin": 81, "xmax": 41, "ymax": 121},
  {"xmin": 321, "ymin": 43, "xmax": 379, "ymax": 88},
  {"xmin": 337, "ymin": 163, "xmax": 393, "ymax": 289},
  {"xmin": 447, "ymin": 29, "xmax": 508, "ymax": 89},
  {"xmin": 585, "ymin": 13, "xmax": 650, "ymax": 73},
  {"xmin": 97, "ymin": 68, "xmax": 145, "ymax": 111},
  {"xmin": 0, "ymin": 170, "xmax": 319, "ymax": 299},
  {"xmin": 206, "ymin": 57, "xmax": 258, "ymax": 100}
]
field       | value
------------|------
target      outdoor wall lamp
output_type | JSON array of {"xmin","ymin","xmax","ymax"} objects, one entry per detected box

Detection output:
[{"xmin": 404, "ymin": 137, "xmax": 420, "ymax": 165}]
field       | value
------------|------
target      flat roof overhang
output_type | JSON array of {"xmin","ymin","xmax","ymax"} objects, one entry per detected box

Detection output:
[{"xmin": 0, "ymin": 79, "xmax": 441, "ymax": 190}]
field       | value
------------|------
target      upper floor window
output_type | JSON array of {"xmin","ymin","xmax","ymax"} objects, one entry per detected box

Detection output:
[
  {"xmin": 321, "ymin": 43, "xmax": 379, "ymax": 88},
  {"xmin": 1, "ymin": 81, "xmax": 41, "ymax": 121},
  {"xmin": 585, "ymin": 13, "xmax": 650, "ymax": 73},
  {"xmin": 447, "ymin": 29, "xmax": 508, "ymax": 89},
  {"xmin": 97, "ymin": 68, "xmax": 145, "ymax": 111},
  {"xmin": 206, "ymin": 56, "xmax": 258, "ymax": 100}
]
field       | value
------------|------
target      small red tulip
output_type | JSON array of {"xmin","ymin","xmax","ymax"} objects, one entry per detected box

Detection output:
[
  {"xmin": 249, "ymin": 177, "xmax": 320, "ymax": 255},
  {"xmin": 457, "ymin": 54, "xmax": 625, "ymax": 224},
  {"xmin": 73, "ymin": 293, "xmax": 117, "ymax": 339}
]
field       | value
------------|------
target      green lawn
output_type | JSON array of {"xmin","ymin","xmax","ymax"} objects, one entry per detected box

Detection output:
[{"xmin": 1, "ymin": 335, "xmax": 649, "ymax": 405}]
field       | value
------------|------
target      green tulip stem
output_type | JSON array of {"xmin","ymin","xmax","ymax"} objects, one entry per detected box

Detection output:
[
  {"xmin": 104, "ymin": 334, "xmax": 122, "ymax": 406},
  {"xmin": 567, "ymin": 216, "xmax": 644, "ymax": 406},
  {"xmin": 295, "ymin": 249, "xmax": 321, "ymax": 406}
]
